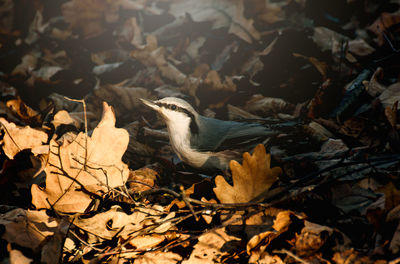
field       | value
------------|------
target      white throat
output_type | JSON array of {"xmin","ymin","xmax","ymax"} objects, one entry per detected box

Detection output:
[{"xmin": 163, "ymin": 112, "xmax": 211, "ymax": 168}]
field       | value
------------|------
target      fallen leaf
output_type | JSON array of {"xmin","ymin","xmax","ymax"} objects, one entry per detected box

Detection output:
[
  {"xmin": 127, "ymin": 168, "xmax": 157, "ymax": 193},
  {"xmin": 169, "ymin": 0, "xmax": 260, "ymax": 43},
  {"xmin": 247, "ymin": 211, "xmax": 293, "ymax": 255},
  {"xmin": 368, "ymin": 12, "xmax": 400, "ymax": 46},
  {"xmin": 379, "ymin": 82, "xmax": 400, "ymax": 109},
  {"xmin": 364, "ymin": 67, "xmax": 386, "ymax": 97},
  {"xmin": 0, "ymin": 118, "xmax": 48, "ymax": 159},
  {"xmin": 6, "ymin": 97, "xmax": 41, "ymax": 125},
  {"xmin": 244, "ymin": 95, "xmax": 293, "ymax": 116},
  {"xmin": 311, "ymin": 27, "xmax": 349, "ymax": 53},
  {"xmin": 246, "ymin": 0, "xmax": 287, "ymax": 24},
  {"xmin": 7, "ymin": 245, "xmax": 33, "ymax": 264},
  {"xmin": 134, "ymin": 251, "xmax": 182, "ymax": 264},
  {"xmin": 293, "ymin": 53, "xmax": 329, "ymax": 78},
  {"xmin": 61, "ymin": 0, "xmax": 147, "ymax": 38},
  {"xmin": 203, "ymin": 70, "xmax": 236, "ymax": 93},
  {"xmin": 332, "ymin": 249, "xmax": 385, "ymax": 264},
  {"xmin": 31, "ymin": 102, "xmax": 130, "ymax": 213},
  {"xmin": 250, "ymin": 253, "xmax": 284, "ymax": 264},
  {"xmin": 0, "ymin": 0, "xmax": 13, "ymax": 33},
  {"xmin": 385, "ymin": 101, "xmax": 398, "ymax": 128},
  {"xmin": 348, "ymin": 38, "xmax": 375, "ymax": 57},
  {"xmin": 131, "ymin": 37, "xmax": 187, "ymax": 86},
  {"xmin": 127, "ymin": 234, "xmax": 166, "ymax": 251},
  {"xmin": 389, "ymin": 222, "xmax": 400, "ymax": 255},
  {"xmin": 294, "ymin": 221, "xmax": 334, "ymax": 256},
  {"xmin": 213, "ymin": 144, "xmax": 282, "ymax": 203},
  {"xmin": 72, "ymin": 205, "xmax": 166, "ymax": 241},
  {"xmin": 0, "ymin": 208, "xmax": 63, "ymax": 251},
  {"xmin": 11, "ymin": 52, "xmax": 39, "ymax": 76},
  {"xmin": 182, "ymin": 227, "xmax": 241, "ymax": 264},
  {"xmin": 378, "ymin": 182, "xmax": 400, "ymax": 213}
]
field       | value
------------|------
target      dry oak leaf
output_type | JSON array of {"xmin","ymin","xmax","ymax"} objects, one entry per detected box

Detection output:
[
  {"xmin": 246, "ymin": 211, "xmax": 293, "ymax": 255},
  {"xmin": 31, "ymin": 102, "xmax": 129, "ymax": 213},
  {"xmin": 182, "ymin": 227, "xmax": 241, "ymax": 264},
  {"xmin": 0, "ymin": 118, "xmax": 48, "ymax": 159},
  {"xmin": 0, "ymin": 208, "xmax": 65, "ymax": 251},
  {"xmin": 169, "ymin": 0, "xmax": 260, "ymax": 43},
  {"xmin": 213, "ymin": 144, "xmax": 282, "ymax": 203},
  {"xmin": 134, "ymin": 251, "xmax": 182, "ymax": 264},
  {"xmin": 6, "ymin": 97, "xmax": 41, "ymax": 125},
  {"xmin": 73, "ymin": 205, "xmax": 156, "ymax": 240},
  {"xmin": 62, "ymin": 0, "xmax": 147, "ymax": 38}
]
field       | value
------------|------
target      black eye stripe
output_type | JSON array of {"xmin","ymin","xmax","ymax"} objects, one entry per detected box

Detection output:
[{"xmin": 156, "ymin": 102, "xmax": 199, "ymax": 134}]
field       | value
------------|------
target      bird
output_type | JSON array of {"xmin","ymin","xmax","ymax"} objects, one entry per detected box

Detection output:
[{"xmin": 140, "ymin": 97, "xmax": 278, "ymax": 171}]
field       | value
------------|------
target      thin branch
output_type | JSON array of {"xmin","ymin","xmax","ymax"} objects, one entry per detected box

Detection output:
[
  {"xmin": 64, "ymin": 97, "xmax": 88, "ymax": 169},
  {"xmin": 273, "ymin": 249, "xmax": 311, "ymax": 264}
]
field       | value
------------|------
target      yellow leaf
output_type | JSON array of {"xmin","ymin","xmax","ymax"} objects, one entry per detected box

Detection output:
[{"xmin": 213, "ymin": 144, "xmax": 282, "ymax": 203}]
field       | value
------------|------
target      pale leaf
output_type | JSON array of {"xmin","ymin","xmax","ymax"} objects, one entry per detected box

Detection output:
[{"xmin": 31, "ymin": 102, "xmax": 129, "ymax": 213}]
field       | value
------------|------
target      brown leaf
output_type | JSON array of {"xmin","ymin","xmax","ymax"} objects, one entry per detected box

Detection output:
[
  {"xmin": 127, "ymin": 234, "xmax": 166, "ymax": 251},
  {"xmin": 368, "ymin": 12, "xmax": 400, "ymax": 46},
  {"xmin": 385, "ymin": 101, "xmax": 398, "ymax": 128},
  {"xmin": 169, "ymin": 0, "xmax": 260, "ymax": 43},
  {"xmin": 61, "ymin": 0, "xmax": 146, "ymax": 38},
  {"xmin": 213, "ymin": 144, "xmax": 282, "ymax": 203},
  {"xmin": 0, "ymin": 118, "xmax": 48, "ymax": 159},
  {"xmin": 246, "ymin": 211, "xmax": 294, "ymax": 255},
  {"xmin": 127, "ymin": 168, "xmax": 157, "ymax": 193},
  {"xmin": 348, "ymin": 38, "xmax": 375, "ymax": 57},
  {"xmin": 72, "ymin": 205, "xmax": 168, "ymax": 241},
  {"xmin": 182, "ymin": 227, "xmax": 241, "ymax": 264},
  {"xmin": 134, "ymin": 251, "xmax": 182, "ymax": 264},
  {"xmin": 31, "ymin": 102, "xmax": 130, "ymax": 213},
  {"xmin": 379, "ymin": 82, "xmax": 400, "ymax": 109},
  {"xmin": 293, "ymin": 53, "xmax": 329, "ymax": 78},
  {"xmin": 244, "ymin": 95, "xmax": 293, "ymax": 116},
  {"xmin": 389, "ymin": 222, "xmax": 400, "ymax": 254},
  {"xmin": 0, "ymin": 209, "xmax": 63, "ymax": 251},
  {"xmin": 204, "ymin": 70, "xmax": 236, "ymax": 93},
  {"xmin": 249, "ymin": 0, "xmax": 287, "ymax": 24},
  {"xmin": 294, "ymin": 221, "xmax": 334, "ymax": 256},
  {"xmin": 6, "ymin": 97, "xmax": 41, "ymax": 125},
  {"xmin": 7, "ymin": 245, "xmax": 33, "ymax": 264},
  {"xmin": 364, "ymin": 67, "xmax": 386, "ymax": 97},
  {"xmin": 11, "ymin": 52, "xmax": 38, "ymax": 76},
  {"xmin": 51, "ymin": 110, "xmax": 98, "ymax": 130},
  {"xmin": 332, "ymin": 249, "xmax": 386, "ymax": 264},
  {"xmin": 378, "ymin": 182, "xmax": 400, "ymax": 213}
]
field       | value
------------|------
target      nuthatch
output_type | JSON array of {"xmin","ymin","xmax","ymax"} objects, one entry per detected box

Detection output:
[{"xmin": 141, "ymin": 97, "xmax": 277, "ymax": 170}]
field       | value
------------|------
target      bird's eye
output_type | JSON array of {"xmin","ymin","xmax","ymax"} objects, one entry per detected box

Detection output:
[{"xmin": 170, "ymin": 105, "xmax": 177, "ymax": 110}]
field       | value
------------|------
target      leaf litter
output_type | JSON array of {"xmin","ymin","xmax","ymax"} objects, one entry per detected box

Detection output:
[{"xmin": 0, "ymin": 0, "xmax": 400, "ymax": 263}]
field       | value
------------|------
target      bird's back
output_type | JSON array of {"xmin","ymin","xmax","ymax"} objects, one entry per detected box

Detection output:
[{"xmin": 191, "ymin": 116, "xmax": 277, "ymax": 152}]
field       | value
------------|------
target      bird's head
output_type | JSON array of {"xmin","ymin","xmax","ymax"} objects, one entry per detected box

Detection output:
[{"xmin": 140, "ymin": 97, "xmax": 199, "ymax": 133}]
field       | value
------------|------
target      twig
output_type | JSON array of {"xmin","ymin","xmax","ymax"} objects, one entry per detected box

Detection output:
[
  {"xmin": 180, "ymin": 185, "xmax": 199, "ymax": 221},
  {"xmin": 64, "ymin": 97, "xmax": 88, "ymax": 169},
  {"xmin": 0, "ymin": 120, "xmax": 22, "ymax": 152},
  {"xmin": 273, "ymin": 249, "xmax": 311, "ymax": 264},
  {"xmin": 69, "ymin": 229, "xmax": 103, "ymax": 251}
]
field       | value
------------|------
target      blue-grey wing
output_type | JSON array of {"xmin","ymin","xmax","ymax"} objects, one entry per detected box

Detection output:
[{"xmin": 191, "ymin": 116, "xmax": 277, "ymax": 152}]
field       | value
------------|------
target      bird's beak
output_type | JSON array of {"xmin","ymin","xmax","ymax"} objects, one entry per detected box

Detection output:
[{"xmin": 140, "ymin": 98, "xmax": 160, "ymax": 111}]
